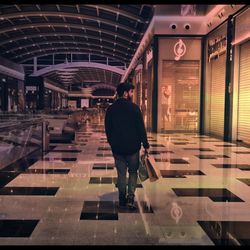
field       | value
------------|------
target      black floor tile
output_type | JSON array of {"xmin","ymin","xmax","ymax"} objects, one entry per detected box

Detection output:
[
  {"xmin": 234, "ymin": 151, "xmax": 250, "ymax": 154},
  {"xmin": 171, "ymin": 139, "xmax": 189, "ymax": 141},
  {"xmin": 0, "ymin": 219, "xmax": 39, "ymax": 237},
  {"xmin": 198, "ymin": 220, "xmax": 250, "ymax": 245},
  {"xmin": 80, "ymin": 212, "xmax": 118, "ymax": 220},
  {"xmin": 50, "ymin": 149, "xmax": 82, "ymax": 153},
  {"xmin": 0, "ymin": 172, "xmax": 20, "ymax": 188},
  {"xmin": 83, "ymin": 201, "xmax": 116, "ymax": 213},
  {"xmin": 201, "ymin": 140, "xmax": 221, "ymax": 142},
  {"xmin": 80, "ymin": 200, "xmax": 118, "ymax": 220},
  {"xmin": 183, "ymin": 148, "xmax": 214, "ymax": 152},
  {"xmin": 97, "ymin": 147, "xmax": 111, "ymax": 151},
  {"xmin": 172, "ymin": 142, "xmax": 188, "ymax": 145},
  {"xmin": 96, "ymin": 154, "xmax": 113, "ymax": 157},
  {"xmin": 149, "ymin": 150, "xmax": 174, "ymax": 155},
  {"xmin": 161, "ymin": 135, "xmax": 180, "ymax": 137},
  {"xmin": 114, "ymin": 183, "xmax": 143, "ymax": 188},
  {"xmin": 212, "ymin": 164, "xmax": 250, "ymax": 170},
  {"xmin": 160, "ymin": 170, "xmax": 205, "ymax": 178},
  {"xmin": 210, "ymin": 196, "xmax": 243, "ymax": 202},
  {"xmin": 150, "ymin": 144, "xmax": 166, "ymax": 147},
  {"xmin": 0, "ymin": 187, "xmax": 59, "ymax": 196},
  {"xmin": 92, "ymin": 163, "xmax": 115, "ymax": 170},
  {"xmin": 43, "ymin": 157, "xmax": 77, "ymax": 161},
  {"xmin": 172, "ymin": 188, "xmax": 244, "ymax": 202},
  {"xmin": 192, "ymin": 136, "xmax": 208, "ymax": 138},
  {"xmin": 154, "ymin": 158, "xmax": 189, "ymax": 164},
  {"xmin": 195, "ymin": 155, "xmax": 230, "ymax": 159},
  {"xmin": 89, "ymin": 177, "xmax": 114, "ymax": 184},
  {"xmin": 23, "ymin": 169, "xmax": 70, "ymax": 174}
]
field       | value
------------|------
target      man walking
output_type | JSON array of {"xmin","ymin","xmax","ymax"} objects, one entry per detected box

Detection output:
[{"xmin": 105, "ymin": 82, "xmax": 149, "ymax": 209}]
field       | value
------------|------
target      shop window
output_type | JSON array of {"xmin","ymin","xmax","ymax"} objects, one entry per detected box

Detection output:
[{"xmin": 160, "ymin": 60, "xmax": 200, "ymax": 131}]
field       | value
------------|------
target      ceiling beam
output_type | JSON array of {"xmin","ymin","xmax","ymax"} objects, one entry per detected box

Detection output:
[
  {"xmin": 0, "ymin": 32, "xmax": 133, "ymax": 50},
  {"xmin": 5, "ymin": 40, "xmax": 130, "ymax": 57},
  {"xmin": 30, "ymin": 61, "xmax": 125, "ymax": 76},
  {"xmin": 85, "ymin": 4, "xmax": 144, "ymax": 22},
  {"xmin": 0, "ymin": 22, "xmax": 137, "ymax": 43},
  {"xmin": 16, "ymin": 48, "xmax": 130, "ymax": 64},
  {"xmin": 0, "ymin": 11, "xmax": 138, "ymax": 33}
]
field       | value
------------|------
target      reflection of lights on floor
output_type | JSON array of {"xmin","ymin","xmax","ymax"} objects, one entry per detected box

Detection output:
[{"xmin": 171, "ymin": 202, "xmax": 183, "ymax": 224}]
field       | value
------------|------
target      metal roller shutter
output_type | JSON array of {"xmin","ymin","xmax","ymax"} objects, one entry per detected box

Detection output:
[
  {"xmin": 237, "ymin": 41, "xmax": 250, "ymax": 144},
  {"xmin": 210, "ymin": 53, "xmax": 226, "ymax": 137}
]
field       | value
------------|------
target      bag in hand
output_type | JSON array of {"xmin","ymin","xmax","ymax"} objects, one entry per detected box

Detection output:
[
  {"xmin": 138, "ymin": 153, "xmax": 161, "ymax": 182},
  {"xmin": 145, "ymin": 154, "xmax": 161, "ymax": 182},
  {"xmin": 138, "ymin": 154, "xmax": 149, "ymax": 182}
]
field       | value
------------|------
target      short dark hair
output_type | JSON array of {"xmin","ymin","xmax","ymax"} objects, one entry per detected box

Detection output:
[{"xmin": 116, "ymin": 82, "xmax": 134, "ymax": 97}]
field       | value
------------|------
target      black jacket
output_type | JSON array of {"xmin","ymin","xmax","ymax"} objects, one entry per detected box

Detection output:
[{"xmin": 105, "ymin": 98, "xmax": 149, "ymax": 155}]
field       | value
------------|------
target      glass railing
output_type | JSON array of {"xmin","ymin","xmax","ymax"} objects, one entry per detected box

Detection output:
[{"xmin": 0, "ymin": 114, "xmax": 44, "ymax": 169}]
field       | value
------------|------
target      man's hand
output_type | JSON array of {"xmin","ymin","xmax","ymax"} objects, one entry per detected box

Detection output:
[{"xmin": 144, "ymin": 147, "xmax": 150, "ymax": 156}]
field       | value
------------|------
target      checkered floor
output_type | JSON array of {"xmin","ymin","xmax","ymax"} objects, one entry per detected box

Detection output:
[{"xmin": 1, "ymin": 116, "xmax": 250, "ymax": 245}]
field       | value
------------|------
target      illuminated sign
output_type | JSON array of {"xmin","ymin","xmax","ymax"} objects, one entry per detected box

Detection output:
[
  {"xmin": 174, "ymin": 39, "xmax": 186, "ymax": 61},
  {"xmin": 25, "ymin": 86, "xmax": 37, "ymax": 91},
  {"xmin": 208, "ymin": 36, "xmax": 227, "ymax": 61}
]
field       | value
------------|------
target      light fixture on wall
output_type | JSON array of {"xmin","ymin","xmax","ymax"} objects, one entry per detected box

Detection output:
[
  {"xmin": 184, "ymin": 23, "xmax": 191, "ymax": 30},
  {"xmin": 217, "ymin": 9, "xmax": 225, "ymax": 19},
  {"xmin": 170, "ymin": 23, "xmax": 177, "ymax": 30},
  {"xmin": 207, "ymin": 22, "xmax": 212, "ymax": 28}
]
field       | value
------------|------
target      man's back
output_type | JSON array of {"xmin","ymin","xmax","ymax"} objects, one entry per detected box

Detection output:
[{"xmin": 105, "ymin": 98, "xmax": 148, "ymax": 155}]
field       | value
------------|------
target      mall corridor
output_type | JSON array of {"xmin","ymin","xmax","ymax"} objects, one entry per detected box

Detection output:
[
  {"xmin": 0, "ymin": 3, "xmax": 250, "ymax": 246},
  {"xmin": 1, "ymin": 113, "xmax": 250, "ymax": 245}
]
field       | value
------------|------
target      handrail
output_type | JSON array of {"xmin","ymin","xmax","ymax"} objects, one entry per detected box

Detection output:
[{"xmin": 0, "ymin": 118, "xmax": 44, "ymax": 133}]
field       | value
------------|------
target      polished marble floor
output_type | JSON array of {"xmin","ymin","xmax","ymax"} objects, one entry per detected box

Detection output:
[{"xmin": 1, "ymin": 117, "xmax": 250, "ymax": 245}]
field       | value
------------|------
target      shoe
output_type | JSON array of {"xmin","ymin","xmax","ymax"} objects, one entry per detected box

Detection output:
[
  {"xmin": 127, "ymin": 197, "xmax": 136, "ymax": 210},
  {"xmin": 119, "ymin": 198, "xmax": 127, "ymax": 207}
]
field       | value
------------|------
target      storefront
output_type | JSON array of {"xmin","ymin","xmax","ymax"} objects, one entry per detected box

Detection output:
[
  {"xmin": 0, "ymin": 73, "xmax": 24, "ymax": 112},
  {"xmin": 25, "ymin": 76, "xmax": 44, "ymax": 111},
  {"xmin": 204, "ymin": 23, "xmax": 227, "ymax": 138},
  {"xmin": 157, "ymin": 37, "xmax": 201, "ymax": 132},
  {"xmin": 232, "ymin": 7, "xmax": 250, "ymax": 145},
  {"xmin": 132, "ymin": 46, "xmax": 154, "ymax": 131}
]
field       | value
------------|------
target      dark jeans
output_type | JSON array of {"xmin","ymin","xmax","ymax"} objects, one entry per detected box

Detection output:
[{"xmin": 113, "ymin": 151, "xmax": 139, "ymax": 200}]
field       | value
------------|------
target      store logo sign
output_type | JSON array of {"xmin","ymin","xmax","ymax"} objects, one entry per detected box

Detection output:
[
  {"xmin": 208, "ymin": 36, "xmax": 227, "ymax": 61},
  {"xmin": 174, "ymin": 39, "xmax": 186, "ymax": 61}
]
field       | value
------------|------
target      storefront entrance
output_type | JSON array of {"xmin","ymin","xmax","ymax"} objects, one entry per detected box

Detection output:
[{"xmin": 159, "ymin": 60, "xmax": 200, "ymax": 132}]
